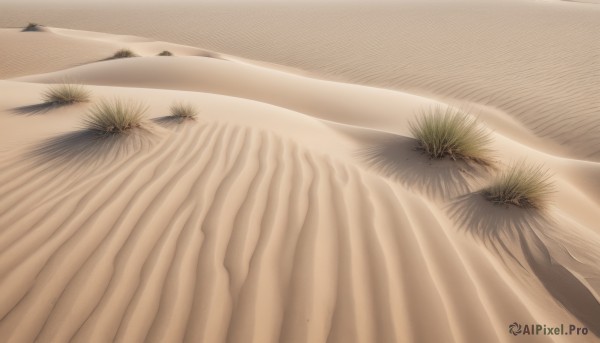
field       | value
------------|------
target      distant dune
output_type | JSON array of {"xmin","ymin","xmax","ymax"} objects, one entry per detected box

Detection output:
[
  {"xmin": 1, "ymin": 1, "xmax": 599, "ymax": 342},
  {"xmin": 562, "ymin": 0, "xmax": 600, "ymax": 4}
]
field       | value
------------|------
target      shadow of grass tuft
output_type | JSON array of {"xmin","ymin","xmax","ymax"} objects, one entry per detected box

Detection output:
[
  {"xmin": 153, "ymin": 115, "xmax": 195, "ymax": 128},
  {"xmin": 447, "ymin": 192, "xmax": 600, "ymax": 337},
  {"xmin": 358, "ymin": 134, "xmax": 492, "ymax": 200},
  {"xmin": 28, "ymin": 127, "xmax": 160, "ymax": 169},
  {"xmin": 11, "ymin": 103, "xmax": 71, "ymax": 116}
]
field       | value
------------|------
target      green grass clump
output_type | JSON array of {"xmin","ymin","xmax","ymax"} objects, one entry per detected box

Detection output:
[
  {"xmin": 84, "ymin": 99, "xmax": 147, "ymax": 135},
  {"xmin": 42, "ymin": 83, "xmax": 91, "ymax": 105},
  {"xmin": 110, "ymin": 49, "xmax": 138, "ymax": 59},
  {"xmin": 23, "ymin": 23, "xmax": 42, "ymax": 32},
  {"xmin": 158, "ymin": 50, "xmax": 173, "ymax": 56},
  {"xmin": 409, "ymin": 106, "xmax": 492, "ymax": 165},
  {"xmin": 483, "ymin": 162, "xmax": 553, "ymax": 209},
  {"xmin": 170, "ymin": 101, "xmax": 198, "ymax": 120}
]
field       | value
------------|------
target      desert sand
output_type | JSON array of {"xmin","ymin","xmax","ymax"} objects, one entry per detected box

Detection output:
[{"xmin": 0, "ymin": 0, "xmax": 599, "ymax": 342}]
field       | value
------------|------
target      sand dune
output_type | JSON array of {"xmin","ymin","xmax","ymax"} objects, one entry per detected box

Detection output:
[
  {"xmin": 1, "ymin": 1, "xmax": 599, "ymax": 160},
  {"xmin": 1, "ymin": 2, "xmax": 599, "ymax": 342},
  {"xmin": 1, "ymin": 110, "xmax": 595, "ymax": 342}
]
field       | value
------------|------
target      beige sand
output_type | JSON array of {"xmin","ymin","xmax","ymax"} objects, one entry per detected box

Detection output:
[{"xmin": 0, "ymin": 1, "xmax": 599, "ymax": 342}]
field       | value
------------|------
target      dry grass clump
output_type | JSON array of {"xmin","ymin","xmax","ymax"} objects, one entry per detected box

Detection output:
[
  {"xmin": 84, "ymin": 99, "xmax": 147, "ymax": 135},
  {"xmin": 409, "ymin": 106, "xmax": 493, "ymax": 165},
  {"xmin": 42, "ymin": 83, "xmax": 91, "ymax": 105},
  {"xmin": 110, "ymin": 49, "xmax": 138, "ymax": 59},
  {"xmin": 23, "ymin": 23, "xmax": 42, "ymax": 32},
  {"xmin": 483, "ymin": 162, "xmax": 554, "ymax": 209},
  {"xmin": 170, "ymin": 101, "xmax": 198, "ymax": 120},
  {"xmin": 158, "ymin": 50, "xmax": 173, "ymax": 56}
]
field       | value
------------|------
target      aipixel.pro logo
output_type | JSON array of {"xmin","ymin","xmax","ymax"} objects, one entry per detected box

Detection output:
[{"xmin": 509, "ymin": 322, "xmax": 588, "ymax": 336}]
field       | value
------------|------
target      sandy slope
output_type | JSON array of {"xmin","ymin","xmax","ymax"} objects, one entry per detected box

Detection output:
[{"xmin": 1, "ymin": 9, "xmax": 599, "ymax": 343}]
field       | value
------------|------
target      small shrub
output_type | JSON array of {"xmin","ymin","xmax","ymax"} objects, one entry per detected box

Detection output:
[
  {"xmin": 483, "ymin": 162, "xmax": 553, "ymax": 209},
  {"xmin": 84, "ymin": 99, "xmax": 147, "ymax": 135},
  {"xmin": 158, "ymin": 50, "xmax": 173, "ymax": 56},
  {"xmin": 170, "ymin": 101, "xmax": 198, "ymax": 120},
  {"xmin": 23, "ymin": 23, "xmax": 42, "ymax": 32},
  {"xmin": 409, "ymin": 106, "xmax": 492, "ymax": 165},
  {"xmin": 110, "ymin": 49, "xmax": 138, "ymax": 59},
  {"xmin": 42, "ymin": 83, "xmax": 91, "ymax": 105}
]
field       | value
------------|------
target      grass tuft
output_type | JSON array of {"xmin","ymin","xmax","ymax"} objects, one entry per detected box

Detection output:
[
  {"xmin": 110, "ymin": 49, "xmax": 138, "ymax": 59},
  {"xmin": 42, "ymin": 83, "xmax": 91, "ymax": 105},
  {"xmin": 483, "ymin": 162, "xmax": 554, "ymax": 209},
  {"xmin": 23, "ymin": 23, "xmax": 42, "ymax": 31},
  {"xmin": 158, "ymin": 50, "xmax": 173, "ymax": 56},
  {"xmin": 170, "ymin": 101, "xmax": 198, "ymax": 120},
  {"xmin": 409, "ymin": 106, "xmax": 493, "ymax": 165},
  {"xmin": 83, "ymin": 99, "xmax": 147, "ymax": 135}
]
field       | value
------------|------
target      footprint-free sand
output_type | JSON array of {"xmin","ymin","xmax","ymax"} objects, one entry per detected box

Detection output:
[{"xmin": 0, "ymin": 1, "xmax": 599, "ymax": 342}]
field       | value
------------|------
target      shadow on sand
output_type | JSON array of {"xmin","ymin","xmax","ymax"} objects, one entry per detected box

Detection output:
[
  {"xmin": 29, "ymin": 127, "xmax": 160, "ymax": 169},
  {"xmin": 358, "ymin": 134, "xmax": 491, "ymax": 200},
  {"xmin": 448, "ymin": 193, "xmax": 600, "ymax": 337},
  {"xmin": 11, "ymin": 103, "xmax": 71, "ymax": 116},
  {"xmin": 152, "ymin": 116, "xmax": 196, "ymax": 129}
]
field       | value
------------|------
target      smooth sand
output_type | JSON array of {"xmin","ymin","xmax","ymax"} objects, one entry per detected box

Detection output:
[{"xmin": 0, "ymin": 1, "xmax": 599, "ymax": 342}]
